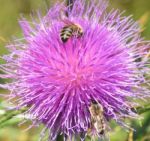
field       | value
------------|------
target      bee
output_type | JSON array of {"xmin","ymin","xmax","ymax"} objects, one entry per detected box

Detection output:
[
  {"xmin": 60, "ymin": 20, "xmax": 83, "ymax": 43},
  {"xmin": 89, "ymin": 101, "xmax": 106, "ymax": 136}
]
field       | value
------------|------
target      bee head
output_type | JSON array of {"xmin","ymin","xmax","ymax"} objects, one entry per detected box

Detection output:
[
  {"xmin": 78, "ymin": 31, "xmax": 83, "ymax": 37},
  {"xmin": 99, "ymin": 130, "xmax": 105, "ymax": 135},
  {"xmin": 91, "ymin": 100, "xmax": 97, "ymax": 104}
]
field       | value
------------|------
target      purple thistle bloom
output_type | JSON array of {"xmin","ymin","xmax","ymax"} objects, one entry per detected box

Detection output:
[{"xmin": 0, "ymin": 0, "xmax": 150, "ymax": 140}]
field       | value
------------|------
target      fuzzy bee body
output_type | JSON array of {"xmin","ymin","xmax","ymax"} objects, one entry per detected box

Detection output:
[
  {"xmin": 60, "ymin": 23, "xmax": 83, "ymax": 43},
  {"xmin": 89, "ymin": 101, "xmax": 106, "ymax": 136}
]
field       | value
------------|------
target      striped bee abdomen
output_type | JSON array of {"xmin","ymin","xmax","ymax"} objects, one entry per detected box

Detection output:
[
  {"xmin": 60, "ymin": 24, "xmax": 83, "ymax": 43},
  {"xmin": 60, "ymin": 26, "xmax": 73, "ymax": 42}
]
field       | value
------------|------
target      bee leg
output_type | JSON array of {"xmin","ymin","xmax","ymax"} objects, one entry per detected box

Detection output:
[
  {"xmin": 63, "ymin": 134, "xmax": 69, "ymax": 141},
  {"xmin": 98, "ymin": 134, "xmax": 110, "ymax": 141},
  {"xmin": 80, "ymin": 132, "xmax": 86, "ymax": 141},
  {"xmin": 99, "ymin": 130, "xmax": 104, "ymax": 135}
]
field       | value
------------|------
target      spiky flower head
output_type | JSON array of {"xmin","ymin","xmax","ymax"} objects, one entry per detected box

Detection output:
[{"xmin": 0, "ymin": 0, "xmax": 150, "ymax": 140}]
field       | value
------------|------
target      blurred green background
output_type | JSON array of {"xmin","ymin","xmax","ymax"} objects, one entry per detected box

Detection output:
[{"xmin": 0, "ymin": 0, "xmax": 150, "ymax": 141}]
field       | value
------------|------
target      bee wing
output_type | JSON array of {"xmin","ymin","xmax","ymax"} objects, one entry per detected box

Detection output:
[
  {"xmin": 103, "ymin": 116, "xmax": 111, "ymax": 132},
  {"xmin": 61, "ymin": 19, "xmax": 75, "ymax": 25},
  {"xmin": 98, "ymin": 134, "xmax": 110, "ymax": 141}
]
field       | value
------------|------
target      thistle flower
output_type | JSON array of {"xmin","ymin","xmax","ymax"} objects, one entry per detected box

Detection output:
[{"xmin": 0, "ymin": 0, "xmax": 150, "ymax": 140}]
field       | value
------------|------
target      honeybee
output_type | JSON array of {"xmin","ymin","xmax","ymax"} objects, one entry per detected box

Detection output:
[
  {"xmin": 60, "ymin": 20, "xmax": 83, "ymax": 43},
  {"xmin": 88, "ymin": 101, "xmax": 106, "ymax": 137}
]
